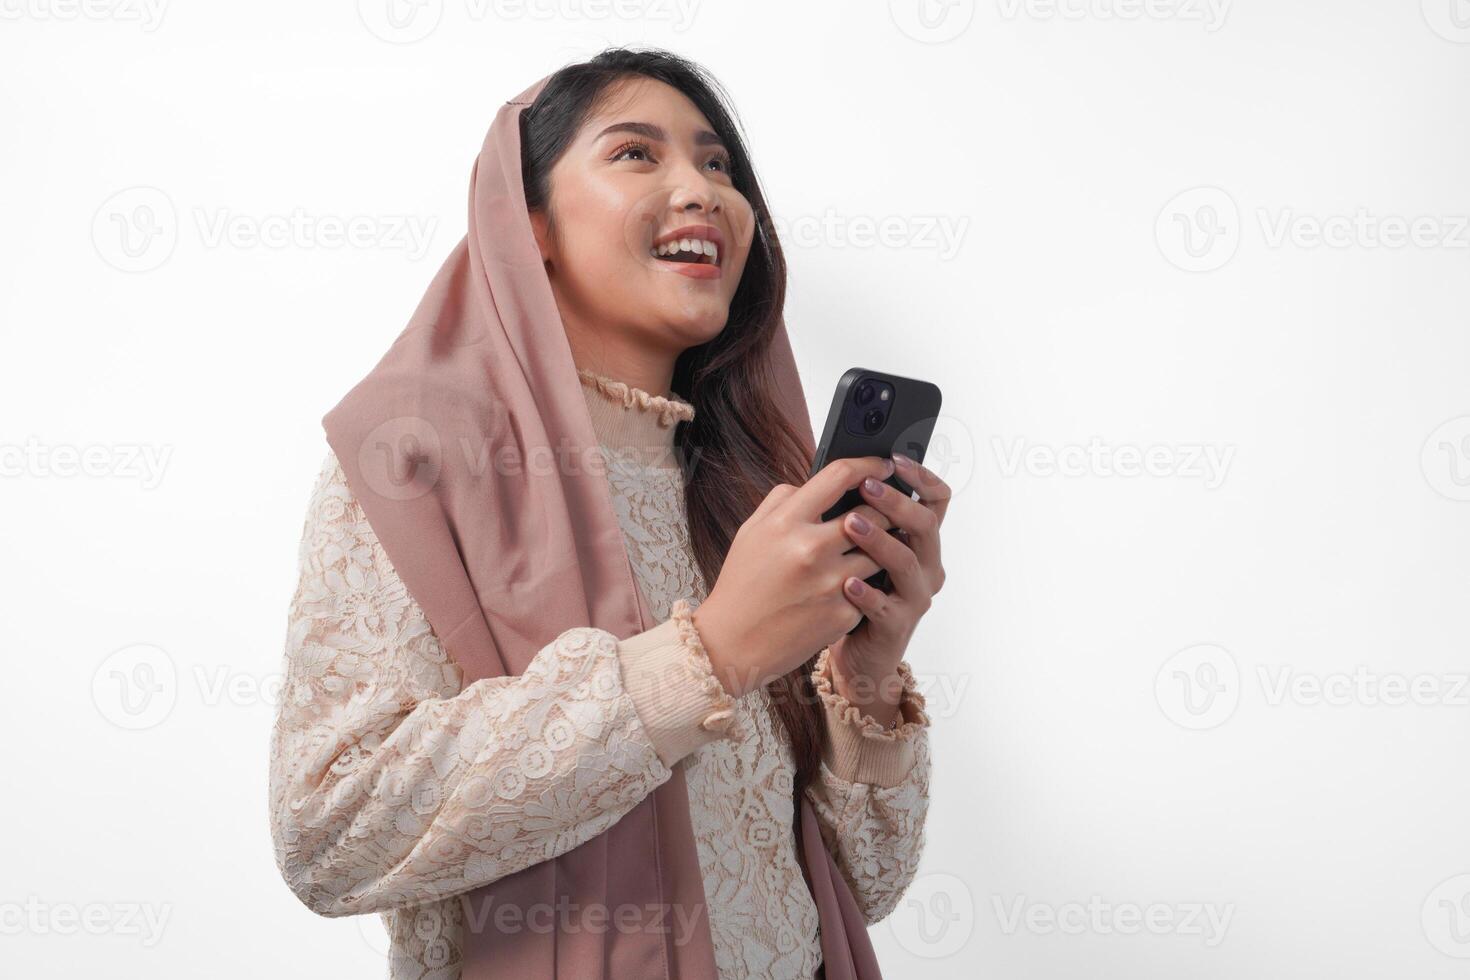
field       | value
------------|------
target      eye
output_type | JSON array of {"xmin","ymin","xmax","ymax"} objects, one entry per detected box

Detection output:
[
  {"xmin": 706, "ymin": 152, "xmax": 733, "ymax": 174},
  {"xmin": 610, "ymin": 140, "xmax": 655, "ymax": 163}
]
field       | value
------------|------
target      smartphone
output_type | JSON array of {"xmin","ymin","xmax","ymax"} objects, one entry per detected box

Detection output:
[{"xmin": 809, "ymin": 368, "xmax": 943, "ymax": 633}]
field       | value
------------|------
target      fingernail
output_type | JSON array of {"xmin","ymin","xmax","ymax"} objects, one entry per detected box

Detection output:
[
  {"xmin": 845, "ymin": 577, "xmax": 866, "ymax": 596},
  {"xmin": 847, "ymin": 511, "xmax": 872, "ymax": 533},
  {"xmin": 892, "ymin": 452, "xmax": 913, "ymax": 469},
  {"xmin": 862, "ymin": 477, "xmax": 884, "ymax": 495}
]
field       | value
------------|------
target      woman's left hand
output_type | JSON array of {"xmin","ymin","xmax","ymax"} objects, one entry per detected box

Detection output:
[{"xmin": 828, "ymin": 452, "xmax": 951, "ymax": 685}]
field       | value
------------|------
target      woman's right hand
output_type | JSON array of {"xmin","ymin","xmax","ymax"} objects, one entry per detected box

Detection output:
[{"xmin": 692, "ymin": 455, "xmax": 899, "ymax": 699}]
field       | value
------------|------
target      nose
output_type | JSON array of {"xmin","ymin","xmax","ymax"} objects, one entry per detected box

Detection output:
[{"xmin": 666, "ymin": 157, "xmax": 721, "ymax": 217}]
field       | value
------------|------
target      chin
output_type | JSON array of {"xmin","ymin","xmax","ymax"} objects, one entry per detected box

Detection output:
[{"xmin": 651, "ymin": 303, "xmax": 731, "ymax": 341}]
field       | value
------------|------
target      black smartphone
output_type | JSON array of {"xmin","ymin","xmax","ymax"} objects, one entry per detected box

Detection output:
[{"xmin": 809, "ymin": 368, "xmax": 943, "ymax": 633}]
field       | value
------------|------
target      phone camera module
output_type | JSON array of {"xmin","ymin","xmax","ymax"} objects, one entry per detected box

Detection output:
[{"xmin": 845, "ymin": 377, "xmax": 895, "ymax": 437}]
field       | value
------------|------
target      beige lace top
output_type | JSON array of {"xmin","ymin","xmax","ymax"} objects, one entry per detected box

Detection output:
[{"xmin": 268, "ymin": 366, "xmax": 933, "ymax": 980}]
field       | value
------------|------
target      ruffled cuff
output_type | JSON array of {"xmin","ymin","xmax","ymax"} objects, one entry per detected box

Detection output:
[
  {"xmin": 615, "ymin": 597, "xmax": 744, "ymax": 768},
  {"xmin": 812, "ymin": 646, "xmax": 930, "ymax": 788}
]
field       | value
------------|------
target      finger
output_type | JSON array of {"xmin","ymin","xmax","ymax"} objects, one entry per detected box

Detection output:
[
  {"xmin": 813, "ymin": 503, "xmax": 894, "ymax": 556},
  {"xmin": 839, "ymin": 503, "xmax": 926, "ymax": 600},
  {"xmin": 834, "ymin": 547, "xmax": 882, "ymax": 584},
  {"xmin": 893, "ymin": 453, "xmax": 952, "ymax": 526},
  {"xmin": 785, "ymin": 456, "xmax": 896, "ymax": 525},
  {"xmin": 752, "ymin": 481, "xmax": 798, "ymax": 522},
  {"xmin": 839, "ymin": 571, "xmax": 891, "ymax": 623},
  {"xmin": 857, "ymin": 473, "xmax": 941, "ymax": 576}
]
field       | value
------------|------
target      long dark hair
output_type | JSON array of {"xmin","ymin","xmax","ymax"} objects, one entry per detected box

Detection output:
[{"xmin": 521, "ymin": 48, "xmax": 827, "ymax": 807}]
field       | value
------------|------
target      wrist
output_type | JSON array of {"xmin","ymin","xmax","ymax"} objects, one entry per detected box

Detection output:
[
  {"xmin": 812, "ymin": 648, "xmax": 927, "ymax": 786},
  {"xmin": 690, "ymin": 599, "xmax": 748, "ymax": 699},
  {"xmin": 828, "ymin": 655, "xmax": 905, "ymax": 729}
]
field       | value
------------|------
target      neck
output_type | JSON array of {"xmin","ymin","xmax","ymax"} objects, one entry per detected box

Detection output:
[
  {"xmin": 562, "ymin": 323, "xmax": 680, "ymax": 401},
  {"xmin": 576, "ymin": 365, "xmax": 694, "ymax": 472}
]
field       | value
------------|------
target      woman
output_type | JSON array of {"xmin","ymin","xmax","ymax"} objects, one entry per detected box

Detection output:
[{"xmin": 268, "ymin": 47, "xmax": 949, "ymax": 980}]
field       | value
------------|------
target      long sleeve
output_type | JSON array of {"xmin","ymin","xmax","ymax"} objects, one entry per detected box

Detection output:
[
  {"xmin": 803, "ymin": 647, "xmax": 933, "ymax": 925},
  {"xmin": 268, "ymin": 451, "xmax": 739, "ymax": 918}
]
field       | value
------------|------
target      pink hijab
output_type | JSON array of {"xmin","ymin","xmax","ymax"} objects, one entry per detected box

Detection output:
[{"xmin": 322, "ymin": 71, "xmax": 883, "ymax": 980}]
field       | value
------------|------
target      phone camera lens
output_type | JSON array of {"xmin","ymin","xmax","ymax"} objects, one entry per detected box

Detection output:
[
  {"xmin": 854, "ymin": 381, "xmax": 875, "ymax": 405},
  {"xmin": 862, "ymin": 408, "xmax": 884, "ymax": 433}
]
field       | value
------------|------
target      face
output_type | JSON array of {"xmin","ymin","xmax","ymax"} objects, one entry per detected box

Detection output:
[{"xmin": 528, "ymin": 76, "xmax": 756, "ymax": 353}]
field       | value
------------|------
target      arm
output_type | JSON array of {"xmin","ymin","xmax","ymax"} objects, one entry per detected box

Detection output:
[
  {"xmin": 268, "ymin": 451, "xmax": 742, "ymax": 917},
  {"xmin": 803, "ymin": 647, "xmax": 933, "ymax": 925}
]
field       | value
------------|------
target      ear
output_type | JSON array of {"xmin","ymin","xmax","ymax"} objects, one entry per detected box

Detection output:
[{"xmin": 528, "ymin": 208, "xmax": 553, "ymax": 265}]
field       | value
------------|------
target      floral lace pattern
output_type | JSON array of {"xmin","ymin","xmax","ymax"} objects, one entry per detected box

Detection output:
[
  {"xmin": 269, "ymin": 375, "xmax": 932, "ymax": 979},
  {"xmin": 268, "ymin": 452, "xmax": 676, "ymax": 974},
  {"xmin": 806, "ymin": 672, "xmax": 933, "ymax": 925},
  {"xmin": 596, "ymin": 439, "xmax": 827, "ymax": 976}
]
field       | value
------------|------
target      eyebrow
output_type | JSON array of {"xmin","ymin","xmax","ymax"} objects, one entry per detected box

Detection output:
[{"xmin": 594, "ymin": 121, "xmax": 725, "ymax": 148}]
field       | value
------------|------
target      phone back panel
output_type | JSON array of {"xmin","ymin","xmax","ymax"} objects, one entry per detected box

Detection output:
[{"xmin": 809, "ymin": 367, "xmax": 943, "ymax": 523}]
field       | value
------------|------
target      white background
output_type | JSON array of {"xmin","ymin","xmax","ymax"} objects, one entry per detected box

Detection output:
[{"xmin": 3, "ymin": 0, "xmax": 1469, "ymax": 976}]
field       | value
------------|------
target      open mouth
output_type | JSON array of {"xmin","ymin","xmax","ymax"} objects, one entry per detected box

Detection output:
[{"xmin": 649, "ymin": 238, "xmax": 720, "ymax": 267}]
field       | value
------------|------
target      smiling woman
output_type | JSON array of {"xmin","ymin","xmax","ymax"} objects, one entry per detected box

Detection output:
[
  {"xmin": 268, "ymin": 47, "xmax": 943, "ymax": 980},
  {"xmin": 521, "ymin": 64, "xmax": 760, "ymax": 372}
]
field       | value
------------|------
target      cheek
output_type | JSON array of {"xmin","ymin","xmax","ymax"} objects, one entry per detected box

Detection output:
[
  {"xmin": 566, "ymin": 218, "xmax": 639, "ymax": 279},
  {"xmin": 551, "ymin": 180, "xmax": 649, "ymax": 278},
  {"xmin": 722, "ymin": 197, "xmax": 758, "ymax": 290}
]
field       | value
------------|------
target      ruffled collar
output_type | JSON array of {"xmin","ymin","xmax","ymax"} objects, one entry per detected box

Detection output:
[
  {"xmin": 576, "ymin": 367, "xmax": 695, "ymax": 426},
  {"xmin": 576, "ymin": 366, "xmax": 693, "ymax": 471}
]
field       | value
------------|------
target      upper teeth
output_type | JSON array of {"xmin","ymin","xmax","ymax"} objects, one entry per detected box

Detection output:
[{"xmin": 652, "ymin": 238, "xmax": 718, "ymax": 263}]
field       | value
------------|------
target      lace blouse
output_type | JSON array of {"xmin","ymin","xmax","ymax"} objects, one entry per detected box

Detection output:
[{"xmin": 268, "ymin": 366, "xmax": 933, "ymax": 979}]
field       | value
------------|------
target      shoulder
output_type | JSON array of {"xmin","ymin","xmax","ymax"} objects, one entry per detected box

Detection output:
[
  {"xmin": 296, "ymin": 447, "xmax": 380, "ymax": 564},
  {"xmin": 306, "ymin": 448, "xmax": 360, "ymax": 520}
]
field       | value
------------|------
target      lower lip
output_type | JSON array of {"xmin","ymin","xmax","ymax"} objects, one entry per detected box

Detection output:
[{"xmin": 653, "ymin": 258, "xmax": 722, "ymax": 280}]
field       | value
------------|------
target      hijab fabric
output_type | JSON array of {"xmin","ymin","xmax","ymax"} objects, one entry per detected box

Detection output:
[{"xmin": 322, "ymin": 72, "xmax": 883, "ymax": 980}]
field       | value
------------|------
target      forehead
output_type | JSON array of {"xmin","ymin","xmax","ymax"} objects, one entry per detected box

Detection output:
[{"xmin": 578, "ymin": 75, "xmax": 716, "ymax": 141}]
